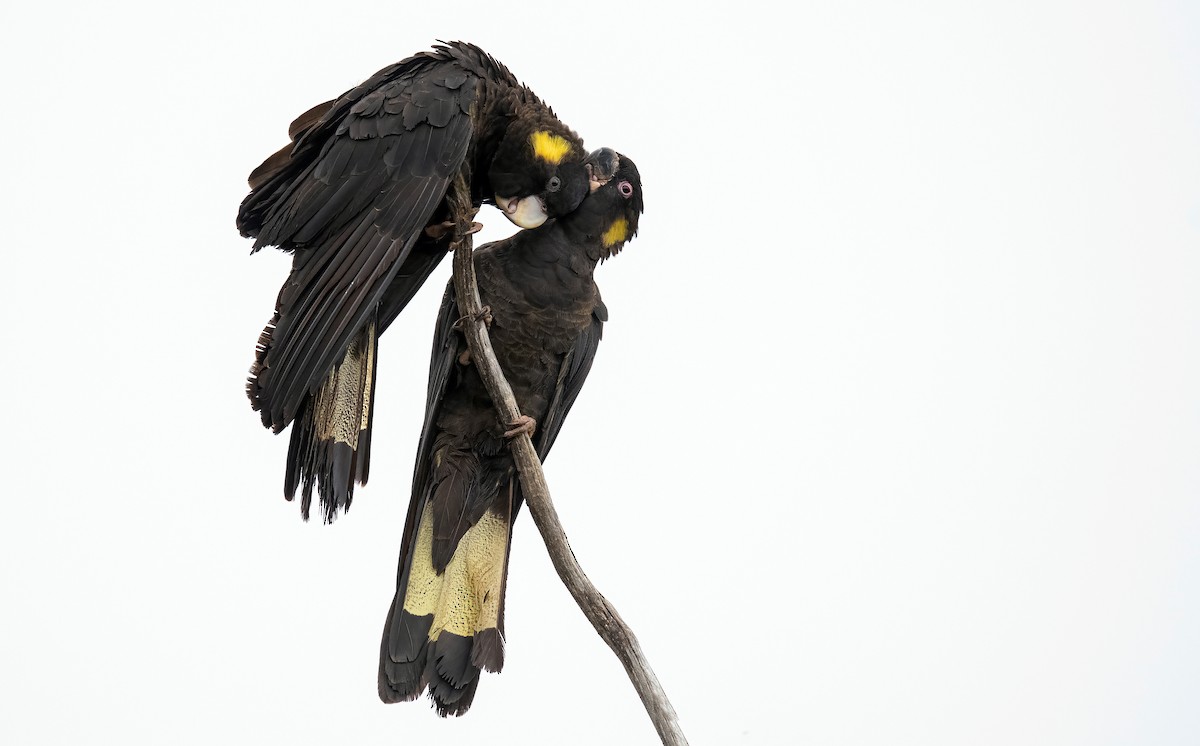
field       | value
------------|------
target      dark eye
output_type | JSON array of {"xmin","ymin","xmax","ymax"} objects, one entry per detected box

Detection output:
[
  {"xmin": 547, "ymin": 175, "xmax": 562, "ymax": 192},
  {"xmin": 618, "ymin": 180, "xmax": 634, "ymax": 198}
]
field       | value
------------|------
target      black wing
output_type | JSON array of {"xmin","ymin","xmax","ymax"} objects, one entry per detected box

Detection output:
[
  {"xmin": 502, "ymin": 300, "xmax": 606, "ymax": 521},
  {"xmin": 405, "ymin": 289, "xmax": 608, "ymax": 486},
  {"xmin": 397, "ymin": 288, "xmax": 605, "ymax": 560},
  {"xmin": 241, "ymin": 52, "xmax": 477, "ymax": 432},
  {"xmin": 534, "ymin": 299, "xmax": 607, "ymax": 460},
  {"xmin": 394, "ymin": 283, "xmax": 462, "ymax": 585}
]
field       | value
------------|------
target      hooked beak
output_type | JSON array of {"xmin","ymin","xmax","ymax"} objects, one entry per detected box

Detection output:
[
  {"xmin": 495, "ymin": 194, "xmax": 549, "ymax": 228},
  {"xmin": 585, "ymin": 147, "xmax": 620, "ymax": 193}
]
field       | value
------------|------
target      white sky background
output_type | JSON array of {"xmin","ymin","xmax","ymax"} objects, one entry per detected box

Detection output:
[{"xmin": 2, "ymin": 1, "xmax": 1197, "ymax": 744}]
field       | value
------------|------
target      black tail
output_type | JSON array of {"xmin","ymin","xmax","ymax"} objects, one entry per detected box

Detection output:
[
  {"xmin": 379, "ymin": 469, "xmax": 513, "ymax": 715},
  {"xmin": 283, "ymin": 318, "xmax": 378, "ymax": 522}
]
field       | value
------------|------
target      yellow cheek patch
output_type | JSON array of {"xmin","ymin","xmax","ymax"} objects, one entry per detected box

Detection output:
[
  {"xmin": 530, "ymin": 130, "xmax": 573, "ymax": 165},
  {"xmin": 601, "ymin": 217, "xmax": 629, "ymax": 248}
]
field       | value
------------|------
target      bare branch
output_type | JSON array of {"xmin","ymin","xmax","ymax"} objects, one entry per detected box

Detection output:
[{"xmin": 447, "ymin": 177, "xmax": 687, "ymax": 746}]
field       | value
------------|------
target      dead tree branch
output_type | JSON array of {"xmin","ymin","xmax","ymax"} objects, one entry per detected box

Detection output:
[{"xmin": 447, "ymin": 175, "xmax": 687, "ymax": 746}]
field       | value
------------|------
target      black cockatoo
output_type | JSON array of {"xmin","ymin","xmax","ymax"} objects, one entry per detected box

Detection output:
[
  {"xmin": 378, "ymin": 148, "xmax": 644, "ymax": 715},
  {"xmin": 238, "ymin": 41, "xmax": 595, "ymax": 521}
]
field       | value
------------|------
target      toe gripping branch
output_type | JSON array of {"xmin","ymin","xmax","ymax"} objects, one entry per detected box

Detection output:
[
  {"xmin": 426, "ymin": 220, "xmax": 483, "ymax": 242},
  {"xmin": 454, "ymin": 305, "xmax": 493, "ymax": 331},
  {"xmin": 503, "ymin": 415, "xmax": 536, "ymax": 440}
]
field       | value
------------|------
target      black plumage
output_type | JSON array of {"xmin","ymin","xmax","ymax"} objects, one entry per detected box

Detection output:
[
  {"xmin": 239, "ymin": 41, "xmax": 594, "ymax": 521},
  {"xmin": 378, "ymin": 149, "xmax": 644, "ymax": 715}
]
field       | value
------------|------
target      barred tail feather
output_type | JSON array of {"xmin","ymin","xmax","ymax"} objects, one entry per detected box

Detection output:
[
  {"xmin": 379, "ymin": 489, "xmax": 513, "ymax": 715},
  {"xmin": 283, "ymin": 318, "xmax": 378, "ymax": 522}
]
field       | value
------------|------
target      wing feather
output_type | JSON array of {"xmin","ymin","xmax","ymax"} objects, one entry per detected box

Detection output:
[
  {"xmin": 244, "ymin": 59, "xmax": 476, "ymax": 431},
  {"xmin": 395, "ymin": 285, "xmax": 460, "ymax": 588},
  {"xmin": 535, "ymin": 300, "xmax": 606, "ymax": 460}
]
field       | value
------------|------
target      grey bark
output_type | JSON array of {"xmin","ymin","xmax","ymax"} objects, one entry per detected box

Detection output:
[{"xmin": 447, "ymin": 175, "xmax": 688, "ymax": 746}]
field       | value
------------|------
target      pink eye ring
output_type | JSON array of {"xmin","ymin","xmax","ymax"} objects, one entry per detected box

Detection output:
[{"xmin": 618, "ymin": 180, "xmax": 634, "ymax": 198}]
